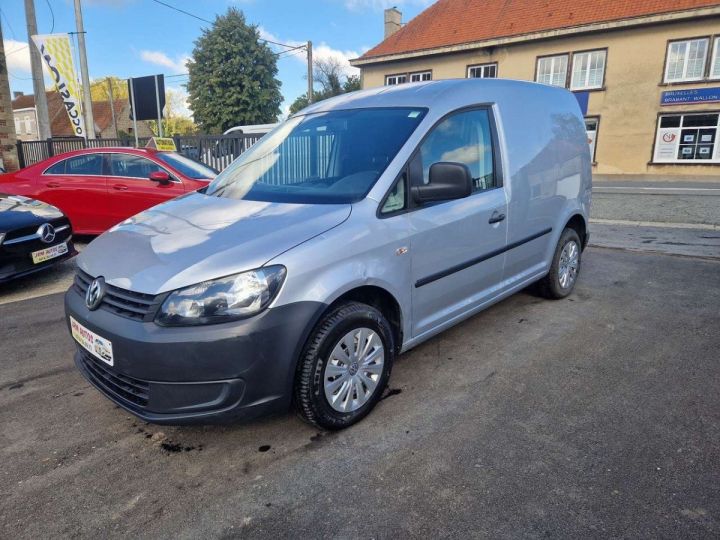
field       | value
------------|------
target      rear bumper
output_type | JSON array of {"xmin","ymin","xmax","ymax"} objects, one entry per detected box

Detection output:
[{"xmin": 65, "ymin": 285, "xmax": 324, "ymax": 424}]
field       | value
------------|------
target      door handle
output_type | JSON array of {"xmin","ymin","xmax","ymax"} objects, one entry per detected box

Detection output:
[
  {"xmin": 112, "ymin": 184, "xmax": 128, "ymax": 191},
  {"xmin": 488, "ymin": 211, "xmax": 506, "ymax": 224},
  {"xmin": 46, "ymin": 181, "xmax": 61, "ymax": 188}
]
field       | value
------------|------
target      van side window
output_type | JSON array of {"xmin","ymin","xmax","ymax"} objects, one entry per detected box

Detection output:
[
  {"xmin": 380, "ymin": 173, "xmax": 406, "ymax": 214},
  {"xmin": 417, "ymin": 109, "xmax": 495, "ymax": 192}
]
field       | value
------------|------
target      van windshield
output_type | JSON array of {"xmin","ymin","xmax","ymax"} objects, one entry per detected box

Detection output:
[{"xmin": 205, "ymin": 108, "xmax": 427, "ymax": 204}]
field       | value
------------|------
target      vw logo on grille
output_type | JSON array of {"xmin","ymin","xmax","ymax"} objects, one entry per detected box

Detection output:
[
  {"xmin": 85, "ymin": 277, "xmax": 106, "ymax": 311},
  {"xmin": 38, "ymin": 223, "xmax": 56, "ymax": 244}
]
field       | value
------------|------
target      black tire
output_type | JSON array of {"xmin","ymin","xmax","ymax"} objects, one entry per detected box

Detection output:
[
  {"xmin": 294, "ymin": 301, "xmax": 395, "ymax": 430},
  {"xmin": 537, "ymin": 227, "xmax": 582, "ymax": 299}
]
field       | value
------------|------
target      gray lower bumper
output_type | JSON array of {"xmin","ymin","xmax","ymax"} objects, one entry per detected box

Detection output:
[{"xmin": 65, "ymin": 286, "xmax": 324, "ymax": 424}]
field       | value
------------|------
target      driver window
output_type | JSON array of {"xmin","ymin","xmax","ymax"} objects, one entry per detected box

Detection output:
[
  {"xmin": 109, "ymin": 154, "xmax": 165, "ymax": 179},
  {"xmin": 417, "ymin": 109, "xmax": 495, "ymax": 191}
]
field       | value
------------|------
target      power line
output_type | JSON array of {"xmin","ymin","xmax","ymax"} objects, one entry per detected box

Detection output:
[
  {"xmin": 45, "ymin": 0, "xmax": 55, "ymax": 33},
  {"xmin": 148, "ymin": 0, "xmax": 300, "ymax": 51}
]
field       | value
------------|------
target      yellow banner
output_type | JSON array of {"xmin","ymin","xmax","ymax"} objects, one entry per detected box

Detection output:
[{"xmin": 31, "ymin": 34, "xmax": 85, "ymax": 138}]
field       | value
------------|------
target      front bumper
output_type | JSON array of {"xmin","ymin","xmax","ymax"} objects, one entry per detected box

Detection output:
[
  {"xmin": 0, "ymin": 239, "xmax": 76, "ymax": 283},
  {"xmin": 65, "ymin": 285, "xmax": 324, "ymax": 424}
]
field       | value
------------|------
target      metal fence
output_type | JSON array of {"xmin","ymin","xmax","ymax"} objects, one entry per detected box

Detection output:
[{"xmin": 15, "ymin": 134, "xmax": 266, "ymax": 171}]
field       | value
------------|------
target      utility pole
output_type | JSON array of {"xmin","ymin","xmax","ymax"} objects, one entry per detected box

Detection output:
[
  {"xmin": 73, "ymin": 0, "xmax": 95, "ymax": 139},
  {"xmin": 24, "ymin": 0, "xmax": 51, "ymax": 140},
  {"xmin": 0, "ymin": 24, "xmax": 20, "ymax": 171},
  {"xmin": 306, "ymin": 41, "xmax": 313, "ymax": 104},
  {"xmin": 106, "ymin": 78, "xmax": 118, "ymax": 138}
]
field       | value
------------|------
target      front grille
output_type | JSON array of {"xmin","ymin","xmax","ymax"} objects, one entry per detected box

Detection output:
[
  {"xmin": 80, "ymin": 351, "xmax": 149, "ymax": 408},
  {"xmin": 4, "ymin": 216, "xmax": 71, "ymax": 243},
  {"xmin": 74, "ymin": 270, "xmax": 164, "ymax": 321}
]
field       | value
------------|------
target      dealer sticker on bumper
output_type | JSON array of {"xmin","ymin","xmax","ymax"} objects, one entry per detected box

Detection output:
[
  {"xmin": 70, "ymin": 317, "xmax": 114, "ymax": 366},
  {"xmin": 31, "ymin": 242, "xmax": 68, "ymax": 264}
]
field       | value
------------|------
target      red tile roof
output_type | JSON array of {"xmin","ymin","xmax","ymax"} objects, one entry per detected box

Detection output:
[
  {"xmin": 12, "ymin": 92, "xmax": 126, "ymax": 137},
  {"xmin": 361, "ymin": 0, "xmax": 720, "ymax": 60}
]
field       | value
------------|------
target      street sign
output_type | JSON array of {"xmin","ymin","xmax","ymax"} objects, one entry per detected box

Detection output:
[{"xmin": 661, "ymin": 87, "xmax": 720, "ymax": 106}]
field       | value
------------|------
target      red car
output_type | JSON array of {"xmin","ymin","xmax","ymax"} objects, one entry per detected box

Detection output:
[{"xmin": 0, "ymin": 148, "xmax": 216, "ymax": 235}]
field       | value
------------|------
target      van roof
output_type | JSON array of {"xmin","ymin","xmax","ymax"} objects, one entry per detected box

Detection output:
[{"xmin": 296, "ymin": 78, "xmax": 574, "ymax": 117}]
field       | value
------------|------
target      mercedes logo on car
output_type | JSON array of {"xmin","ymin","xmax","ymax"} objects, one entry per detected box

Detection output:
[
  {"xmin": 38, "ymin": 223, "xmax": 56, "ymax": 244},
  {"xmin": 85, "ymin": 277, "xmax": 106, "ymax": 310}
]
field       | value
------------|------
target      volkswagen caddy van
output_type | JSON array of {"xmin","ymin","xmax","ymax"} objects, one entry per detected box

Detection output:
[{"xmin": 65, "ymin": 80, "xmax": 591, "ymax": 430}]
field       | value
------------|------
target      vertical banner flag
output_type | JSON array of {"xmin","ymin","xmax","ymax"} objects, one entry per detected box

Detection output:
[{"xmin": 31, "ymin": 34, "xmax": 86, "ymax": 138}]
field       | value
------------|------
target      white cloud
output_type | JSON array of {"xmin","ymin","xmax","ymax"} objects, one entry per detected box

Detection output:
[
  {"xmin": 140, "ymin": 50, "xmax": 190, "ymax": 74},
  {"xmin": 166, "ymin": 85, "xmax": 192, "ymax": 118},
  {"xmin": 258, "ymin": 27, "xmax": 359, "ymax": 77},
  {"xmin": 4, "ymin": 39, "xmax": 32, "ymax": 74}
]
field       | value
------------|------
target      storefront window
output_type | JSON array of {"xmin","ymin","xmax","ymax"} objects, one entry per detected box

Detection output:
[{"xmin": 654, "ymin": 113, "xmax": 719, "ymax": 163}]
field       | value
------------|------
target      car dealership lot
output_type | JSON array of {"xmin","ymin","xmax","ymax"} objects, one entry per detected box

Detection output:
[{"xmin": 1, "ymin": 246, "xmax": 718, "ymax": 538}]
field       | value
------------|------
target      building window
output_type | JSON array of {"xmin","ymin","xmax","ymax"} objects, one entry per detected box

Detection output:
[
  {"xmin": 536, "ymin": 54, "xmax": 568, "ymax": 87},
  {"xmin": 654, "ymin": 113, "xmax": 719, "ymax": 163},
  {"xmin": 571, "ymin": 50, "xmax": 606, "ymax": 90},
  {"xmin": 711, "ymin": 38, "xmax": 720, "ymax": 80},
  {"xmin": 409, "ymin": 71, "xmax": 432, "ymax": 82},
  {"xmin": 664, "ymin": 38, "xmax": 708, "ymax": 83},
  {"xmin": 585, "ymin": 117, "xmax": 599, "ymax": 162},
  {"xmin": 14, "ymin": 118, "xmax": 20, "ymax": 134},
  {"xmin": 467, "ymin": 63, "xmax": 497, "ymax": 79},
  {"xmin": 24, "ymin": 116, "xmax": 32, "ymax": 134},
  {"xmin": 385, "ymin": 74, "xmax": 407, "ymax": 85}
]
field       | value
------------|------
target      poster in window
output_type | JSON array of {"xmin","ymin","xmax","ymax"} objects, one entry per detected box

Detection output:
[
  {"xmin": 682, "ymin": 133, "xmax": 695, "ymax": 143},
  {"xmin": 678, "ymin": 146, "xmax": 694, "ymax": 159},
  {"xmin": 697, "ymin": 145, "xmax": 713, "ymax": 158},
  {"xmin": 654, "ymin": 128, "xmax": 680, "ymax": 162}
]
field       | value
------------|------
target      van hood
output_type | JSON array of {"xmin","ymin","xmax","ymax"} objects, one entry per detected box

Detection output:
[{"xmin": 79, "ymin": 192, "xmax": 351, "ymax": 294}]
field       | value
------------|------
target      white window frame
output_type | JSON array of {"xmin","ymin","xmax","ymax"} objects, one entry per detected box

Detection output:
[
  {"xmin": 664, "ymin": 38, "xmax": 709, "ymax": 83},
  {"xmin": 711, "ymin": 37, "xmax": 720, "ymax": 80},
  {"xmin": 653, "ymin": 112, "xmax": 720, "ymax": 163},
  {"xmin": 467, "ymin": 63, "xmax": 498, "ymax": 79},
  {"xmin": 536, "ymin": 54, "xmax": 568, "ymax": 87},
  {"xmin": 585, "ymin": 117, "xmax": 599, "ymax": 163},
  {"xmin": 409, "ymin": 71, "xmax": 432, "ymax": 82},
  {"xmin": 571, "ymin": 50, "xmax": 606, "ymax": 90},
  {"xmin": 385, "ymin": 74, "xmax": 408, "ymax": 86}
]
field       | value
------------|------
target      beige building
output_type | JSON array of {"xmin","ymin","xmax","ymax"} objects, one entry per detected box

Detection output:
[{"xmin": 351, "ymin": 0, "xmax": 720, "ymax": 179}]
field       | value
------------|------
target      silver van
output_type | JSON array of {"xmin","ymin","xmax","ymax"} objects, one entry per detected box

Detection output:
[{"xmin": 65, "ymin": 80, "xmax": 591, "ymax": 429}]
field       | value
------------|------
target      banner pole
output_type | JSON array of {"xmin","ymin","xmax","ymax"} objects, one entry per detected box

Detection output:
[
  {"xmin": 154, "ymin": 75, "xmax": 163, "ymax": 138},
  {"xmin": 129, "ymin": 79, "xmax": 139, "ymax": 148}
]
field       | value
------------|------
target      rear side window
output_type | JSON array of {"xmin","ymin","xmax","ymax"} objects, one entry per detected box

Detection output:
[
  {"xmin": 65, "ymin": 154, "xmax": 103, "ymax": 175},
  {"xmin": 109, "ymin": 154, "xmax": 165, "ymax": 179},
  {"xmin": 416, "ymin": 109, "xmax": 496, "ymax": 192},
  {"xmin": 45, "ymin": 160, "xmax": 66, "ymax": 174}
]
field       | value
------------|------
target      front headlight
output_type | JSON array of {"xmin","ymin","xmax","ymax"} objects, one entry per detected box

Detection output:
[{"xmin": 156, "ymin": 265, "xmax": 286, "ymax": 326}]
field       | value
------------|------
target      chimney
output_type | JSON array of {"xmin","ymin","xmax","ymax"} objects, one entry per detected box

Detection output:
[
  {"xmin": 384, "ymin": 7, "xmax": 402, "ymax": 39},
  {"xmin": 13, "ymin": 91, "xmax": 24, "ymax": 99}
]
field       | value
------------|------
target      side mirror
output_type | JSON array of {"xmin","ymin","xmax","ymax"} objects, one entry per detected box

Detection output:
[
  {"xmin": 149, "ymin": 171, "xmax": 171, "ymax": 185},
  {"xmin": 411, "ymin": 162, "xmax": 472, "ymax": 204}
]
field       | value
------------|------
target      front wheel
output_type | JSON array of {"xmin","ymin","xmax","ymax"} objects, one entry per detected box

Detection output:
[
  {"xmin": 294, "ymin": 302, "xmax": 394, "ymax": 430},
  {"xmin": 537, "ymin": 228, "xmax": 582, "ymax": 299}
]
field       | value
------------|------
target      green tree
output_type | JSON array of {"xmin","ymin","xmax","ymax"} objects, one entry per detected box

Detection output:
[
  {"xmin": 289, "ymin": 58, "xmax": 360, "ymax": 115},
  {"xmin": 186, "ymin": 8, "xmax": 282, "ymax": 133}
]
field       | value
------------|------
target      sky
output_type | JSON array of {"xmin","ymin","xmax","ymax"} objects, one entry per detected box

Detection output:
[{"xmin": 1, "ymin": 0, "xmax": 434, "ymax": 120}]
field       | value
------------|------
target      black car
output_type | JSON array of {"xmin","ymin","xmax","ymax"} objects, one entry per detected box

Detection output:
[{"xmin": 0, "ymin": 193, "xmax": 76, "ymax": 283}]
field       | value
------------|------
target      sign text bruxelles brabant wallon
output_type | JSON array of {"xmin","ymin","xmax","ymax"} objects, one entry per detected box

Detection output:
[{"xmin": 660, "ymin": 87, "xmax": 720, "ymax": 106}]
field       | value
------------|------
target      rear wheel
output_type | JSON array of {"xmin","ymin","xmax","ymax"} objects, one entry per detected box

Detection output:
[
  {"xmin": 537, "ymin": 228, "xmax": 582, "ymax": 299},
  {"xmin": 294, "ymin": 301, "xmax": 394, "ymax": 430}
]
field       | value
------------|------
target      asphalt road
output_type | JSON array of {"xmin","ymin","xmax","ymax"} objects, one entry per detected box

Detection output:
[{"xmin": 1, "ymin": 246, "xmax": 719, "ymax": 538}]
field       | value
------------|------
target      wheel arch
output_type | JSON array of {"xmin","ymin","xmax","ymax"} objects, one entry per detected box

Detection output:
[{"xmin": 564, "ymin": 213, "xmax": 588, "ymax": 250}]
